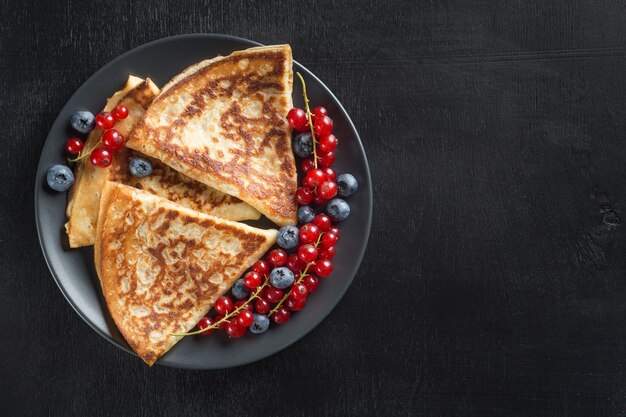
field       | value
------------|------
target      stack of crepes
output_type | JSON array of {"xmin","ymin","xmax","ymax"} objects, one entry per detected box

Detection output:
[{"xmin": 66, "ymin": 45, "xmax": 297, "ymax": 365}]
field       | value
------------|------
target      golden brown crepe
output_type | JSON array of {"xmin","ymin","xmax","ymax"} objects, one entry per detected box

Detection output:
[
  {"xmin": 126, "ymin": 45, "xmax": 297, "ymax": 227},
  {"xmin": 65, "ymin": 76, "xmax": 259, "ymax": 248},
  {"xmin": 94, "ymin": 181, "xmax": 277, "ymax": 365}
]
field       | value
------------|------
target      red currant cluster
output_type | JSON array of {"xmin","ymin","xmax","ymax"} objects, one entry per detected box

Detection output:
[
  {"xmin": 178, "ymin": 73, "xmax": 351, "ymax": 339},
  {"xmin": 66, "ymin": 105, "xmax": 129, "ymax": 168}
]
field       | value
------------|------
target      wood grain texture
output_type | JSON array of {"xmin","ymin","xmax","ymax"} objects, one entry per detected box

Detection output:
[{"xmin": 2, "ymin": 0, "xmax": 626, "ymax": 415}]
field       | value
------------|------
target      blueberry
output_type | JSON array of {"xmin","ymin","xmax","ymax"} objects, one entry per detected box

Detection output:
[
  {"xmin": 292, "ymin": 132, "xmax": 313, "ymax": 158},
  {"xmin": 249, "ymin": 314, "xmax": 270, "ymax": 334},
  {"xmin": 70, "ymin": 110, "xmax": 96, "ymax": 134},
  {"xmin": 298, "ymin": 205, "xmax": 315, "ymax": 223},
  {"xmin": 231, "ymin": 279, "xmax": 249, "ymax": 300},
  {"xmin": 276, "ymin": 225, "xmax": 299, "ymax": 249},
  {"xmin": 270, "ymin": 267, "xmax": 294, "ymax": 289},
  {"xmin": 46, "ymin": 165, "xmax": 74, "ymax": 192},
  {"xmin": 337, "ymin": 173, "xmax": 358, "ymax": 197},
  {"xmin": 326, "ymin": 198, "xmax": 350, "ymax": 222},
  {"xmin": 129, "ymin": 157, "xmax": 153, "ymax": 178}
]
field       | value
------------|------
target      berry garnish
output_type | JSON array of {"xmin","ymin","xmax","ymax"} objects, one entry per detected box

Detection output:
[
  {"xmin": 237, "ymin": 310, "xmax": 254, "ymax": 328},
  {"xmin": 292, "ymin": 132, "xmax": 313, "ymax": 158},
  {"xmin": 231, "ymin": 279, "xmax": 249, "ymax": 300},
  {"xmin": 321, "ymin": 232, "xmax": 338, "ymax": 248},
  {"xmin": 251, "ymin": 260, "xmax": 270, "ymax": 276},
  {"xmin": 313, "ymin": 115, "xmax": 333, "ymax": 137},
  {"xmin": 270, "ymin": 267, "xmax": 295, "ymax": 289},
  {"xmin": 296, "ymin": 187, "xmax": 314, "ymax": 205},
  {"xmin": 112, "ymin": 104, "xmax": 129, "ymax": 120},
  {"xmin": 291, "ymin": 282, "xmax": 308, "ymax": 300},
  {"xmin": 297, "ymin": 244, "xmax": 318, "ymax": 263},
  {"xmin": 95, "ymin": 111, "xmax": 115, "ymax": 130},
  {"xmin": 326, "ymin": 198, "xmax": 350, "ymax": 222},
  {"xmin": 249, "ymin": 314, "xmax": 270, "ymax": 334},
  {"xmin": 312, "ymin": 214, "xmax": 332, "ymax": 231},
  {"xmin": 101, "ymin": 129, "xmax": 124, "ymax": 152},
  {"xmin": 65, "ymin": 137, "xmax": 85, "ymax": 155},
  {"xmin": 319, "ymin": 134, "xmax": 338, "ymax": 153},
  {"xmin": 313, "ymin": 259, "xmax": 333, "ymax": 277},
  {"xmin": 286, "ymin": 296, "xmax": 307, "ymax": 312},
  {"xmin": 318, "ymin": 245, "xmax": 336, "ymax": 260},
  {"xmin": 322, "ymin": 167, "xmax": 336, "ymax": 182},
  {"xmin": 90, "ymin": 148, "xmax": 113, "ymax": 168},
  {"xmin": 318, "ymin": 181, "xmax": 338, "ymax": 199},
  {"xmin": 318, "ymin": 150, "xmax": 336, "ymax": 167},
  {"xmin": 46, "ymin": 165, "xmax": 74, "ymax": 192},
  {"xmin": 243, "ymin": 271, "xmax": 262, "ymax": 289},
  {"xmin": 302, "ymin": 274, "xmax": 319, "ymax": 292},
  {"xmin": 277, "ymin": 225, "xmax": 299, "ymax": 249},
  {"xmin": 234, "ymin": 300, "xmax": 253, "ymax": 312},
  {"xmin": 287, "ymin": 108, "xmax": 309, "ymax": 132},
  {"xmin": 226, "ymin": 321, "xmax": 246, "ymax": 338},
  {"xmin": 272, "ymin": 307, "xmax": 291, "ymax": 324},
  {"xmin": 304, "ymin": 169, "xmax": 326, "ymax": 188},
  {"xmin": 70, "ymin": 110, "xmax": 96, "ymax": 134},
  {"xmin": 301, "ymin": 158, "xmax": 315, "ymax": 173},
  {"xmin": 312, "ymin": 106, "xmax": 328, "ymax": 118},
  {"xmin": 298, "ymin": 205, "xmax": 315, "ymax": 224},
  {"xmin": 265, "ymin": 287, "xmax": 284, "ymax": 303},
  {"xmin": 336, "ymin": 173, "xmax": 358, "ymax": 197},
  {"xmin": 255, "ymin": 299, "xmax": 271, "ymax": 314},
  {"xmin": 299, "ymin": 223, "xmax": 320, "ymax": 244},
  {"xmin": 129, "ymin": 157, "xmax": 153, "ymax": 178},
  {"xmin": 268, "ymin": 249, "xmax": 288, "ymax": 267},
  {"xmin": 286, "ymin": 253, "xmax": 305, "ymax": 274},
  {"xmin": 215, "ymin": 296, "xmax": 234, "ymax": 315},
  {"xmin": 313, "ymin": 194, "xmax": 328, "ymax": 206},
  {"xmin": 328, "ymin": 226, "xmax": 340, "ymax": 238},
  {"xmin": 197, "ymin": 317, "xmax": 216, "ymax": 336}
]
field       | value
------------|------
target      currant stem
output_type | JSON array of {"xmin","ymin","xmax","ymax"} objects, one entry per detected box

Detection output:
[
  {"xmin": 68, "ymin": 135, "xmax": 101, "ymax": 163},
  {"xmin": 296, "ymin": 72, "xmax": 318, "ymax": 169}
]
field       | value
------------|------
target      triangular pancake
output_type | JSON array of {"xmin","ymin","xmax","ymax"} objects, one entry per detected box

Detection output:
[
  {"xmin": 95, "ymin": 181, "xmax": 277, "ymax": 365},
  {"xmin": 126, "ymin": 45, "xmax": 297, "ymax": 226},
  {"xmin": 65, "ymin": 76, "xmax": 260, "ymax": 248}
]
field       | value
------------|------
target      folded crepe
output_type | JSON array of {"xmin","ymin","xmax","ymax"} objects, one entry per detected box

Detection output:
[
  {"xmin": 126, "ymin": 45, "xmax": 297, "ymax": 226},
  {"xmin": 65, "ymin": 76, "xmax": 259, "ymax": 248},
  {"xmin": 95, "ymin": 181, "xmax": 277, "ymax": 365}
]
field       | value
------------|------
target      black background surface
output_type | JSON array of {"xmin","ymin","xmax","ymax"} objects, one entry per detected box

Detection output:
[{"xmin": 2, "ymin": 0, "xmax": 626, "ymax": 416}]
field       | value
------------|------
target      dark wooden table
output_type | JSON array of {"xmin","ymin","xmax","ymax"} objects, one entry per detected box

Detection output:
[{"xmin": 3, "ymin": 0, "xmax": 626, "ymax": 416}]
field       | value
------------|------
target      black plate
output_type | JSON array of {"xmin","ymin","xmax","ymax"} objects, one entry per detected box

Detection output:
[{"xmin": 35, "ymin": 34, "xmax": 372, "ymax": 369}]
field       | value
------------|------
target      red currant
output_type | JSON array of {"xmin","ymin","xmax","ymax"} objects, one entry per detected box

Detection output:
[
  {"xmin": 237, "ymin": 310, "xmax": 254, "ymax": 327},
  {"xmin": 255, "ymin": 298, "xmax": 271, "ymax": 314},
  {"xmin": 318, "ymin": 245, "xmax": 336, "ymax": 260},
  {"xmin": 272, "ymin": 307, "xmax": 291, "ymax": 324},
  {"xmin": 318, "ymin": 181, "xmax": 338, "ymax": 199},
  {"xmin": 287, "ymin": 108, "xmax": 309, "ymax": 132},
  {"xmin": 319, "ymin": 134, "xmax": 338, "ymax": 153},
  {"xmin": 234, "ymin": 299, "xmax": 253, "ymax": 312},
  {"xmin": 328, "ymin": 226, "xmax": 340, "ymax": 238},
  {"xmin": 112, "ymin": 104, "xmax": 129, "ymax": 120},
  {"xmin": 265, "ymin": 287, "xmax": 284, "ymax": 303},
  {"xmin": 268, "ymin": 249, "xmax": 287, "ymax": 267},
  {"xmin": 298, "ymin": 244, "xmax": 318, "ymax": 263},
  {"xmin": 214, "ymin": 296, "xmax": 234, "ymax": 315},
  {"xmin": 318, "ymin": 151, "xmax": 336, "ymax": 167},
  {"xmin": 286, "ymin": 295, "xmax": 307, "ymax": 312},
  {"xmin": 299, "ymin": 223, "xmax": 320, "ymax": 244},
  {"xmin": 286, "ymin": 253, "xmax": 305, "ymax": 274},
  {"xmin": 321, "ymin": 232, "xmax": 338, "ymax": 248},
  {"xmin": 301, "ymin": 157, "xmax": 315, "ymax": 173},
  {"xmin": 95, "ymin": 112, "xmax": 115, "ymax": 130},
  {"xmin": 226, "ymin": 321, "xmax": 246, "ymax": 338},
  {"xmin": 90, "ymin": 147, "xmax": 113, "ymax": 168},
  {"xmin": 101, "ymin": 129, "xmax": 124, "ymax": 152},
  {"xmin": 312, "ymin": 106, "xmax": 328, "ymax": 118},
  {"xmin": 313, "ymin": 214, "xmax": 332, "ymax": 231},
  {"xmin": 314, "ymin": 115, "xmax": 333, "ymax": 137},
  {"xmin": 313, "ymin": 194, "xmax": 328, "ymax": 206},
  {"xmin": 291, "ymin": 282, "xmax": 308, "ymax": 300},
  {"xmin": 214, "ymin": 315, "xmax": 229, "ymax": 330},
  {"xmin": 302, "ymin": 274, "xmax": 319, "ymax": 292},
  {"xmin": 196, "ymin": 317, "xmax": 215, "ymax": 336},
  {"xmin": 322, "ymin": 167, "xmax": 336, "ymax": 182},
  {"xmin": 304, "ymin": 169, "xmax": 326, "ymax": 188},
  {"xmin": 296, "ymin": 187, "xmax": 314, "ymax": 205},
  {"xmin": 243, "ymin": 271, "xmax": 262, "ymax": 289},
  {"xmin": 313, "ymin": 259, "xmax": 333, "ymax": 277},
  {"xmin": 251, "ymin": 260, "xmax": 270, "ymax": 276},
  {"xmin": 65, "ymin": 137, "xmax": 84, "ymax": 155}
]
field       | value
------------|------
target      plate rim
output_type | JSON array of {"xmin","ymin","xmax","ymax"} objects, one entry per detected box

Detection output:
[{"xmin": 35, "ymin": 33, "xmax": 373, "ymax": 369}]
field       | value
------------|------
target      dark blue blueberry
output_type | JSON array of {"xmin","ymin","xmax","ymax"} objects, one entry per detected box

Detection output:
[
  {"xmin": 249, "ymin": 314, "xmax": 270, "ymax": 334},
  {"xmin": 70, "ymin": 110, "xmax": 96, "ymax": 134},
  {"xmin": 231, "ymin": 279, "xmax": 249, "ymax": 300},
  {"xmin": 292, "ymin": 132, "xmax": 313, "ymax": 158},
  {"xmin": 298, "ymin": 205, "xmax": 315, "ymax": 223},
  {"xmin": 337, "ymin": 173, "xmax": 358, "ymax": 197},
  {"xmin": 129, "ymin": 157, "xmax": 153, "ymax": 178},
  {"xmin": 46, "ymin": 165, "xmax": 74, "ymax": 192},
  {"xmin": 326, "ymin": 198, "xmax": 350, "ymax": 222},
  {"xmin": 276, "ymin": 225, "xmax": 299, "ymax": 249},
  {"xmin": 269, "ymin": 267, "xmax": 294, "ymax": 289}
]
